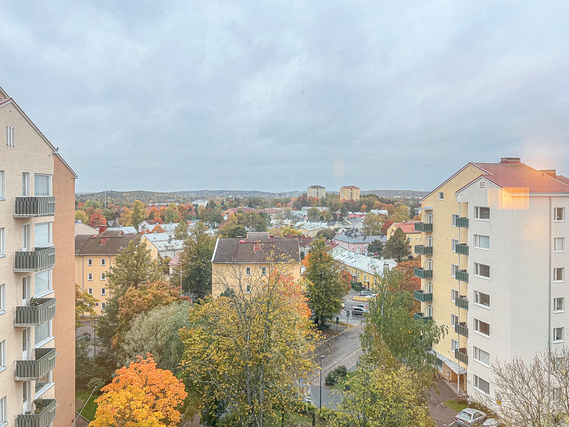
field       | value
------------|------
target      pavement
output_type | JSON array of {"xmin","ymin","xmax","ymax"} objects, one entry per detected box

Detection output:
[{"xmin": 428, "ymin": 377, "xmax": 461, "ymax": 426}]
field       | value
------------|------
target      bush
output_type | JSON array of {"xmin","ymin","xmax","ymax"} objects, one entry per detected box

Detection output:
[
  {"xmin": 325, "ymin": 365, "xmax": 348, "ymax": 386},
  {"xmin": 351, "ymin": 281, "xmax": 363, "ymax": 291},
  {"xmin": 87, "ymin": 377, "xmax": 106, "ymax": 392}
]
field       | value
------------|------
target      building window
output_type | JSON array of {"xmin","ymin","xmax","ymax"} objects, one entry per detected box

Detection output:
[
  {"xmin": 451, "ymin": 339, "xmax": 459, "ymax": 351},
  {"xmin": 88, "ymin": 274, "xmax": 93, "ymax": 281},
  {"xmin": 0, "ymin": 395, "xmax": 6, "ymax": 425},
  {"xmin": 0, "ymin": 283, "xmax": 4, "ymax": 315},
  {"xmin": 35, "ymin": 371, "xmax": 52, "ymax": 395},
  {"xmin": 553, "ymin": 327, "xmax": 565, "ymax": 343},
  {"xmin": 451, "ymin": 264, "xmax": 459, "ymax": 278},
  {"xmin": 554, "ymin": 208, "xmax": 565, "ymax": 222},
  {"xmin": 554, "ymin": 268, "xmax": 565, "ymax": 282},
  {"xmin": 473, "ymin": 375, "xmax": 490, "ymax": 395},
  {"xmin": 0, "ymin": 227, "xmax": 4, "ymax": 256},
  {"xmin": 474, "ymin": 234, "xmax": 490, "ymax": 250},
  {"xmin": 452, "ymin": 214, "xmax": 458, "ymax": 227},
  {"xmin": 6, "ymin": 126, "xmax": 14, "ymax": 146},
  {"xmin": 101, "ymin": 288, "xmax": 106, "ymax": 296},
  {"xmin": 101, "ymin": 258, "xmax": 106, "ymax": 266},
  {"xmin": 245, "ymin": 284, "xmax": 252, "ymax": 294},
  {"xmin": 22, "ymin": 224, "xmax": 30, "ymax": 251},
  {"xmin": 87, "ymin": 288, "xmax": 93, "ymax": 295},
  {"xmin": 451, "ymin": 289, "xmax": 458, "ymax": 302},
  {"xmin": 34, "ymin": 174, "xmax": 52, "ymax": 197},
  {"xmin": 0, "ymin": 171, "xmax": 4, "ymax": 200},
  {"xmin": 451, "ymin": 314, "xmax": 458, "ymax": 327},
  {"xmin": 22, "ymin": 172, "xmax": 30, "ymax": 196},
  {"xmin": 451, "ymin": 239, "xmax": 458, "ymax": 252},
  {"xmin": 245, "ymin": 267, "xmax": 251, "ymax": 276},
  {"xmin": 101, "ymin": 273, "xmax": 106, "ymax": 281},
  {"xmin": 475, "ymin": 207, "xmax": 490, "ymax": 220},
  {"xmin": 473, "ymin": 347, "xmax": 490, "ymax": 366},
  {"xmin": 474, "ymin": 263, "xmax": 490, "ymax": 278},
  {"xmin": 554, "ymin": 237, "xmax": 565, "ymax": 252},
  {"xmin": 34, "ymin": 270, "xmax": 51, "ymax": 296},
  {"xmin": 87, "ymin": 258, "xmax": 93, "ymax": 266},
  {"xmin": 34, "ymin": 222, "xmax": 52, "ymax": 247},
  {"xmin": 34, "ymin": 320, "xmax": 52, "ymax": 346},
  {"xmin": 101, "ymin": 302, "xmax": 106, "ymax": 310},
  {"xmin": 474, "ymin": 291, "xmax": 490, "ymax": 308},
  {"xmin": 261, "ymin": 266, "xmax": 267, "ymax": 276},
  {"xmin": 554, "ymin": 297, "xmax": 565, "ymax": 313},
  {"xmin": 474, "ymin": 319, "xmax": 490, "ymax": 337},
  {"xmin": 0, "ymin": 340, "xmax": 5, "ymax": 371},
  {"xmin": 439, "ymin": 192, "xmax": 444, "ymax": 200},
  {"xmin": 480, "ymin": 181, "xmax": 486, "ymax": 189}
]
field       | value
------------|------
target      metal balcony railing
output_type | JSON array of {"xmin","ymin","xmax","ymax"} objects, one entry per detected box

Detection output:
[
  {"xmin": 455, "ymin": 321, "xmax": 468, "ymax": 337},
  {"xmin": 455, "ymin": 270, "xmax": 469, "ymax": 283},
  {"xmin": 455, "ymin": 348, "xmax": 468, "ymax": 365},
  {"xmin": 14, "ymin": 246, "xmax": 56, "ymax": 272},
  {"xmin": 15, "ymin": 348, "xmax": 56, "ymax": 380},
  {"xmin": 414, "ymin": 290, "xmax": 433, "ymax": 303},
  {"xmin": 455, "ymin": 296, "xmax": 469, "ymax": 310},
  {"xmin": 414, "ymin": 312, "xmax": 432, "ymax": 323},
  {"xmin": 456, "ymin": 217, "xmax": 469, "ymax": 228},
  {"xmin": 415, "ymin": 245, "xmax": 433, "ymax": 256},
  {"xmin": 414, "ymin": 267, "xmax": 433, "ymax": 279},
  {"xmin": 14, "ymin": 197, "xmax": 56, "ymax": 217},
  {"xmin": 455, "ymin": 244, "xmax": 469, "ymax": 256},
  {"xmin": 16, "ymin": 399, "xmax": 56, "ymax": 427},
  {"xmin": 14, "ymin": 298, "xmax": 56, "ymax": 327},
  {"xmin": 414, "ymin": 222, "xmax": 433, "ymax": 232}
]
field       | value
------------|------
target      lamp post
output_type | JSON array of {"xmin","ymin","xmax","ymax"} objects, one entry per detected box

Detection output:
[{"xmin": 319, "ymin": 355, "xmax": 325, "ymax": 412}]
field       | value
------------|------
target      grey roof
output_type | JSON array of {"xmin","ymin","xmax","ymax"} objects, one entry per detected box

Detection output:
[
  {"xmin": 334, "ymin": 231, "xmax": 384, "ymax": 244},
  {"xmin": 212, "ymin": 233, "xmax": 300, "ymax": 264},
  {"xmin": 75, "ymin": 233, "xmax": 138, "ymax": 256}
]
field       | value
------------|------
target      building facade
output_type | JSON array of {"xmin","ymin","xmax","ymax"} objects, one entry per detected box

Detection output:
[
  {"xmin": 0, "ymin": 86, "xmax": 77, "ymax": 427},
  {"xmin": 386, "ymin": 221, "xmax": 422, "ymax": 253},
  {"xmin": 414, "ymin": 157, "xmax": 569, "ymax": 402},
  {"xmin": 307, "ymin": 185, "xmax": 326, "ymax": 199},
  {"xmin": 340, "ymin": 185, "xmax": 360, "ymax": 201}
]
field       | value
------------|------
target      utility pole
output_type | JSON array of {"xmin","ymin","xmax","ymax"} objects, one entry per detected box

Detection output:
[{"xmin": 319, "ymin": 355, "xmax": 325, "ymax": 413}]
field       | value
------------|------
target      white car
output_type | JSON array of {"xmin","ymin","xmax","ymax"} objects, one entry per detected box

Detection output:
[
  {"xmin": 352, "ymin": 304, "xmax": 368, "ymax": 315},
  {"xmin": 455, "ymin": 408, "xmax": 487, "ymax": 426}
]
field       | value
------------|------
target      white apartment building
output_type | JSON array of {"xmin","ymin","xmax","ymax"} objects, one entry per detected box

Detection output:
[{"xmin": 307, "ymin": 185, "xmax": 326, "ymax": 199}]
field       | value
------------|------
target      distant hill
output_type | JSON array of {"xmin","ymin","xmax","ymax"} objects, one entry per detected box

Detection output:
[{"xmin": 362, "ymin": 189, "xmax": 429, "ymax": 199}]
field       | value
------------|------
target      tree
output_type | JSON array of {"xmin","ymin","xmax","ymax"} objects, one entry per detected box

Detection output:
[
  {"xmin": 175, "ymin": 222, "xmax": 216, "ymax": 299},
  {"xmin": 390, "ymin": 205, "xmax": 410, "ymax": 222},
  {"xmin": 367, "ymin": 239, "xmax": 384, "ymax": 255},
  {"xmin": 89, "ymin": 210, "xmax": 107, "ymax": 228},
  {"xmin": 362, "ymin": 213, "xmax": 385, "ymax": 236},
  {"xmin": 307, "ymin": 207, "xmax": 320, "ymax": 221},
  {"xmin": 163, "ymin": 203, "xmax": 180, "ymax": 223},
  {"xmin": 382, "ymin": 227, "xmax": 411, "ymax": 262},
  {"xmin": 118, "ymin": 207, "xmax": 132, "ymax": 226},
  {"xmin": 305, "ymin": 238, "xmax": 348, "ymax": 326},
  {"xmin": 131, "ymin": 199, "xmax": 146, "ymax": 229},
  {"xmin": 174, "ymin": 220, "xmax": 189, "ymax": 240},
  {"xmin": 75, "ymin": 210, "xmax": 89, "ymax": 224},
  {"xmin": 316, "ymin": 228, "xmax": 336, "ymax": 241},
  {"xmin": 75, "ymin": 284, "xmax": 98, "ymax": 328},
  {"xmin": 90, "ymin": 354, "xmax": 187, "ymax": 427},
  {"xmin": 180, "ymin": 265, "xmax": 317, "ymax": 426}
]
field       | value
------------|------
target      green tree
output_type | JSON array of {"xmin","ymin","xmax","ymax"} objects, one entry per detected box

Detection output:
[
  {"xmin": 163, "ymin": 202, "xmax": 180, "ymax": 223},
  {"xmin": 75, "ymin": 284, "xmax": 98, "ymax": 328},
  {"xmin": 382, "ymin": 227, "xmax": 411, "ymax": 262},
  {"xmin": 362, "ymin": 213, "xmax": 385, "ymax": 236},
  {"xmin": 174, "ymin": 219, "xmax": 189, "ymax": 240},
  {"xmin": 316, "ymin": 228, "xmax": 336, "ymax": 241},
  {"xmin": 305, "ymin": 238, "xmax": 348, "ymax": 326},
  {"xmin": 131, "ymin": 200, "xmax": 146, "ymax": 229},
  {"xmin": 367, "ymin": 239, "xmax": 384, "ymax": 255},
  {"xmin": 307, "ymin": 207, "xmax": 320, "ymax": 221}
]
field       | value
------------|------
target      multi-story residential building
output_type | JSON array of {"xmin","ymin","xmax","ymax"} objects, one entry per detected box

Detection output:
[
  {"xmin": 75, "ymin": 230, "xmax": 137, "ymax": 315},
  {"xmin": 414, "ymin": 157, "xmax": 569, "ymax": 402},
  {"xmin": 334, "ymin": 251, "xmax": 397, "ymax": 289},
  {"xmin": 0, "ymin": 86, "xmax": 77, "ymax": 427},
  {"xmin": 340, "ymin": 185, "xmax": 360, "ymax": 201},
  {"xmin": 141, "ymin": 233, "xmax": 184, "ymax": 260},
  {"xmin": 386, "ymin": 221, "xmax": 422, "ymax": 253},
  {"xmin": 334, "ymin": 230, "xmax": 385, "ymax": 254},
  {"xmin": 211, "ymin": 232, "xmax": 301, "ymax": 297},
  {"xmin": 307, "ymin": 185, "xmax": 326, "ymax": 199}
]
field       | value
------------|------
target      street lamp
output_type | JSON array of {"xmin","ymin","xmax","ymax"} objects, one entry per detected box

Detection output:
[{"xmin": 319, "ymin": 355, "xmax": 325, "ymax": 412}]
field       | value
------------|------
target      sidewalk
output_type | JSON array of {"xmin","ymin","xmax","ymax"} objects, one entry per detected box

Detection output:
[{"xmin": 428, "ymin": 377, "xmax": 460, "ymax": 426}]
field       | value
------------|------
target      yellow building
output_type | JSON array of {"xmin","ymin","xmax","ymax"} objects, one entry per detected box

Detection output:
[
  {"xmin": 340, "ymin": 185, "xmax": 360, "ymax": 201},
  {"xmin": 386, "ymin": 221, "xmax": 422, "ymax": 253},
  {"xmin": 75, "ymin": 230, "xmax": 137, "ymax": 315},
  {"xmin": 211, "ymin": 232, "xmax": 301, "ymax": 297},
  {"xmin": 333, "ymin": 251, "xmax": 397, "ymax": 289}
]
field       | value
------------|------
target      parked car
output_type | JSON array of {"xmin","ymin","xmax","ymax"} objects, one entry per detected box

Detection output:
[
  {"xmin": 482, "ymin": 419, "xmax": 501, "ymax": 427},
  {"xmin": 360, "ymin": 290, "xmax": 373, "ymax": 297},
  {"xmin": 455, "ymin": 408, "xmax": 487, "ymax": 426},
  {"xmin": 352, "ymin": 304, "xmax": 368, "ymax": 315}
]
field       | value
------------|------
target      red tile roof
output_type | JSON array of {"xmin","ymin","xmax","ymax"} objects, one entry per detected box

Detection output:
[{"xmin": 391, "ymin": 221, "xmax": 420, "ymax": 234}]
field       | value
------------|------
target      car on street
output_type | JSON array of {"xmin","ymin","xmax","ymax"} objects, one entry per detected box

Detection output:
[
  {"xmin": 482, "ymin": 419, "xmax": 502, "ymax": 427},
  {"xmin": 352, "ymin": 304, "xmax": 368, "ymax": 315},
  {"xmin": 360, "ymin": 290, "xmax": 373, "ymax": 297},
  {"xmin": 455, "ymin": 408, "xmax": 487, "ymax": 426}
]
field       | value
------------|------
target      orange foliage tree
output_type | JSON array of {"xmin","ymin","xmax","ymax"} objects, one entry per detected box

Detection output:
[
  {"xmin": 89, "ymin": 210, "xmax": 107, "ymax": 228},
  {"xmin": 90, "ymin": 354, "xmax": 187, "ymax": 427},
  {"xmin": 393, "ymin": 258, "xmax": 421, "ymax": 313}
]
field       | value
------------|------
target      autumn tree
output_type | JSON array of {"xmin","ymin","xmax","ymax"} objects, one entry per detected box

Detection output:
[
  {"xmin": 89, "ymin": 210, "xmax": 107, "ymax": 228},
  {"xmin": 390, "ymin": 205, "xmax": 410, "ymax": 222},
  {"xmin": 118, "ymin": 207, "xmax": 132, "ymax": 226},
  {"xmin": 362, "ymin": 213, "xmax": 385, "ymax": 236},
  {"xmin": 394, "ymin": 259, "xmax": 421, "ymax": 313},
  {"xmin": 131, "ymin": 199, "xmax": 146, "ymax": 229},
  {"xmin": 316, "ymin": 228, "xmax": 336, "ymax": 241},
  {"xmin": 75, "ymin": 284, "xmax": 98, "ymax": 328},
  {"xmin": 180, "ymin": 264, "xmax": 317, "ymax": 427},
  {"xmin": 307, "ymin": 207, "xmax": 321, "ymax": 221},
  {"xmin": 382, "ymin": 227, "xmax": 411, "ymax": 261},
  {"xmin": 75, "ymin": 210, "xmax": 89, "ymax": 224},
  {"xmin": 305, "ymin": 238, "xmax": 348, "ymax": 326},
  {"xmin": 90, "ymin": 354, "xmax": 187, "ymax": 427},
  {"xmin": 174, "ymin": 220, "xmax": 189, "ymax": 240},
  {"xmin": 163, "ymin": 202, "xmax": 180, "ymax": 223}
]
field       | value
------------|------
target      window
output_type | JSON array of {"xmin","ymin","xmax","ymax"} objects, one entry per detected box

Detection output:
[
  {"xmin": 451, "ymin": 239, "xmax": 458, "ymax": 252},
  {"xmin": 34, "ymin": 174, "xmax": 52, "ymax": 197},
  {"xmin": 101, "ymin": 258, "xmax": 106, "ymax": 266},
  {"xmin": 87, "ymin": 258, "xmax": 93, "ymax": 266},
  {"xmin": 451, "ymin": 289, "xmax": 458, "ymax": 302},
  {"xmin": 34, "ymin": 222, "xmax": 52, "ymax": 247},
  {"xmin": 555, "ymin": 208, "xmax": 565, "ymax": 222},
  {"xmin": 554, "ymin": 268, "xmax": 565, "ymax": 282},
  {"xmin": 101, "ymin": 302, "xmax": 106, "ymax": 310},
  {"xmin": 0, "ymin": 284, "xmax": 5, "ymax": 314},
  {"xmin": 473, "ymin": 375, "xmax": 490, "ymax": 395},
  {"xmin": 6, "ymin": 126, "xmax": 14, "ymax": 146},
  {"xmin": 100, "ymin": 273, "xmax": 106, "ymax": 280},
  {"xmin": 22, "ymin": 276, "xmax": 30, "ymax": 304},
  {"xmin": 474, "ymin": 318, "xmax": 490, "ymax": 336},
  {"xmin": 0, "ymin": 228, "xmax": 4, "ymax": 256},
  {"xmin": 22, "ymin": 224, "xmax": 30, "ymax": 251},
  {"xmin": 480, "ymin": 181, "xmax": 486, "ymax": 189},
  {"xmin": 554, "ymin": 297, "xmax": 565, "ymax": 312},
  {"xmin": 451, "ymin": 314, "xmax": 458, "ymax": 327},
  {"xmin": 452, "ymin": 214, "xmax": 458, "ymax": 227},
  {"xmin": 451, "ymin": 339, "xmax": 459, "ymax": 351},
  {"xmin": 473, "ymin": 346, "xmax": 490, "ymax": 366},
  {"xmin": 0, "ymin": 340, "xmax": 5, "ymax": 371},
  {"xmin": 0, "ymin": 171, "xmax": 4, "ymax": 199},
  {"xmin": 87, "ymin": 288, "xmax": 93, "ymax": 295},
  {"xmin": 34, "ymin": 270, "xmax": 51, "ymax": 296},
  {"xmin": 245, "ymin": 284, "xmax": 252, "ymax": 293},
  {"xmin": 22, "ymin": 172, "xmax": 30, "ymax": 196},
  {"xmin": 474, "ymin": 291, "xmax": 490, "ymax": 308},
  {"xmin": 101, "ymin": 288, "xmax": 107, "ymax": 296},
  {"xmin": 0, "ymin": 395, "xmax": 6, "ymax": 425},
  {"xmin": 554, "ymin": 327, "xmax": 565, "ymax": 343},
  {"xmin": 439, "ymin": 192, "xmax": 444, "ymax": 200},
  {"xmin": 475, "ymin": 207, "xmax": 490, "ymax": 220},
  {"xmin": 245, "ymin": 267, "xmax": 251, "ymax": 276},
  {"xmin": 554, "ymin": 237, "xmax": 565, "ymax": 252},
  {"xmin": 88, "ymin": 273, "xmax": 93, "ymax": 281},
  {"xmin": 451, "ymin": 264, "xmax": 459, "ymax": 278},
  {"xmin": 426, "ymin": 282, "xmax": 433, "ymax": 293},
  {"xmin": 34, "ymin": 320, "xmax": 52, "ymax": 346},
  {"xmin": 474, "ymin": 234, "xmax": 490, "ymax": 250},
  {"xmin": 261, "ymin": 266, "xmax": 267, "ymax": 276},
  {"xmin": 35, "ymin": 371, "xmax": 52, "ymax": 394},
  {"xmin": 474, "ymin": 263, "xmax": 490, "ymax": 278}
]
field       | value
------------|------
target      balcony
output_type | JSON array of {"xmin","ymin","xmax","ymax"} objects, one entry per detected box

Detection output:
[
  {"xmin": 455, "ymin": 270, "xmax": 469, "ymax": 283},
  {"xmin": 14, "ymin": 246, "xmax": 56, "ymax": 272},
  {"xmin": 414, "ymin": 290, "xmax": 433, "ymax": 303},
  {"xmin": 14, "ymin": 298, "xmax": 56, "ymax": 327},
  {"xmin": 14, "ymin": 197, "xmax": 56, "ymax": 217},
  {"xmin": 414, "ymin": 267, "xmax": 433, "ymax": 279},
  {"xmin": 415, "ymin": 222, "xmax": 433, "ymax": 232},
  {"xmin": 455, "ymin": 321, "xmax": 468, "ymax": 337},
  {"xmin": 16, "ymin": 399, "xmax": 56, "ymax": 427},
  {"xmin": 414, "ymin": 312, "xmax": 432, "ymax": 323},
  {"xmin": 455, "ymin": 244, "xmax": 469, "ymax": 256},
  {"xmin": 455, "ymin": 348, "xmax": 468, "ymax": 365},
  {"xmin": 15, "ymin": 348, "xmax": 56, "ymax": 381},
  {"xmin": 415, "ymin": 245, "xmax": 433, "ymax": 256},
  {"xmin": 456, "ymin": 217, "xmax": 469, "ymax": 228},
  {"xmin": 455, "ymin": 296, "xmax": 469, "ymax": 310}
]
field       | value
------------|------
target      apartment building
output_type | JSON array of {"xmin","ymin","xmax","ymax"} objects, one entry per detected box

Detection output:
[
  {"xmin": 386, "ymin": 221, "xmax": 422, "ymax": 253},
  {"xmin": 307, "ymin": 185, "xmax": 326, "ymax": 199},
  {"xmin": 414, "ymin": 157, "xmax": 569, "ymax": 402},
  {"xmin": 340, "ymin": 185, "xmax": 360, "ymax": 201},
  {"xmin": 0, "ymin": 86, "xmax": 77, "ymax": 426}
]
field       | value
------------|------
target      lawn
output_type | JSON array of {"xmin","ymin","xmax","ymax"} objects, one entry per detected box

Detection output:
[
  {"xmin": 444, "ymin": 399, "xmax": 468, "ymax": 412},
  {"xmin": 76, "ymin": 390, "xmax": 100, "ymax": 421}
]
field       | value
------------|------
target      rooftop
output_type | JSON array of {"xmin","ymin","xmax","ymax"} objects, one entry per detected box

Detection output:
[
  {"xmin": 75, "ymin": 232, "xmax": 138, "ymax": 256},
  {"xmin": 212, "ymin": 232, "xmax": 300, "ymax": 264}
]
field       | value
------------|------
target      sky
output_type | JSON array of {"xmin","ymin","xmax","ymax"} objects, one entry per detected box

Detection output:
[{"xmin": 1, "ymin": 0, "xmax": 569, "ymax": 193}]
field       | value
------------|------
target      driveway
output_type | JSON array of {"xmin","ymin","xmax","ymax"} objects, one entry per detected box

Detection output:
[{"xmin": 428, "ymin": 378, "xmax": 460, "ymax": 426}]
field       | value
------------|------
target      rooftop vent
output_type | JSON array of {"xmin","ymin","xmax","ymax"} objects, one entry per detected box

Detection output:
[
  {"xmin": 500, "ymin": 157, "xmax": 521, "ymax": 164},
  {"xmin": 540, "ymin": 169, "xmax": 557, "ymax": 178}
]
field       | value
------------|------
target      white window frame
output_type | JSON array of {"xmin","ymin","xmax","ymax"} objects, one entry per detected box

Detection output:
[
  {"xmin": 34, "ymin": 222, "xmax": 52, "ymax": 248},
  {"xmin": 0, "ymin": 283, "xmax": 5, "ymax": 315},
  {"xmin": 101, "ymin": 288, "xmax": 106, "ymax": 296},
  {"xmin": 451, "ymin": 339, "xmax": 459, "ymax": 351},
  {"xmin": 554, "ymin": 297, "xmax": 565, "ymax": 313},
  {"xmin": 100, "ymin": 258, "xmax": 106, "ymax": 266},
  {"xmin": 0, "ymin": 340, "xmax": 6, "ymax": 372},
  {"xmin": 0, "ymin": 170, "xmax": 5, "ymax": 200},
  {"xmin": 6, "ymin": 126, "xmax": 14, "ymax": 147},
  {"xmin": 0, "ymin": 228, "xmax": 5, "ymax": 256},
  {"xmin": 34, "ymin": 270, "xmax": 52, "ymax": 297},
  {"xmin": 473, "ymin": 374, "xmax": 490, "ymax": 395},
  {"xmin": 245, "ymin": 284, "xmax": 252, "ymax": 294},
  {"xmin": 474, "ymin": 318, "xmax": 490, "ymax": 337},
  {"xmin": 100, "ymin": 273, "xmax": 106, "ymax": 281},
  {"xmin": 87, "ymin": 258, "xmax": 93, "ymax": 266},
  {"xmin": 22, "ymin": 224, "xmax": 31, "ymax": 251},
  {"xmin": 553, "ymin": 327, "xmax": 565, "ymax": 343},
  {"xmin": 87, "ymin": 288, "xmax": 93, "ymax": 295},
  {"xmin": 0, "ymin": 395, "xmax": 7, "ymax": 425},
  {"xmin": 87, "ymin": 274, "xmax": 93, "ymax": 281},
  {"xmin": 452, "ymin": 214, "xmax": 458, "ymax": 227},
  {"xmin": 22, "ymin": 172, "xmax": 30, "ymax": 197},
  {"xmin": 33, "ymin": 174, "xmax": 52, "ymax": 197},
  {"xmin": 451, "ymin": 314, "xmax": 458, "ymax": 327},
  {"xmin": 245, "ymin": 267, "xmax": 251, "ymax": 276},
  {"xmin": 451, "ymin": 239, "xmax": 458, "ymax": 253},
  {"xmin": 451, "ymin": 289, "xmax": 458, "ymax": 302},
  {"xmin": 34, "ymin": 320, "xmax": 53, "ymax": 347},
  {"xmin": 261, "ymin": 266, "xmax": 267, "ymax": 276},
  {"xmin": 554, "ymin": 268, "xmax": 565, "ymax": 283},
  {"xmin": 473, "ymin": 346, "xmax": 490, "ymax": 367},
  {"xmin": 474, "ymin": 234, "xmax": 490, "ymax": 250},
  {"xmin": 554, "ymin": 237, "xmax": 565, "ymax": 253},
  {"xmin": 474, "ymin": 207, "xmax": 490, "ymax": 220},
  {"xmin": 474, "ymin": 291, "xmax": 490, "ymax": 308},
  {"xmin": 101, "ymin": 302, "xmax": 106, "ymax": 310},
  {"xmin": 554, "ymin": 207, "xmax": 565, "ymax": 222},
  {"xmin": 439, "ymin": 192, "xmax": 444, "ymax": 200},
  {"xmin": 474, "ymin": 262, "xmax": 490, "ymax": 279},
  {"xmin": 451, "ymin": 264, "xmax": 459, "ymax": 278}
]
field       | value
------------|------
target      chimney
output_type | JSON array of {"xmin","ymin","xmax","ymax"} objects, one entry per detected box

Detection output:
[
  {"xmin": 98, "ymin": 225, "xmax": 108, "ymax": 234},
  {"xmin": 253, "ymin": 243, "xmax": 261, "ymax": 252},
  {"xmin": 541, "ymin": 169, "xmax": 557, "ymax": 178},
  {"xmin": 500, "ymin": 157, "xmax": 521, "ymax": 164},
  {"xmin": 100, "ymin": 238, "xmax": 108, "ymax": 245}
]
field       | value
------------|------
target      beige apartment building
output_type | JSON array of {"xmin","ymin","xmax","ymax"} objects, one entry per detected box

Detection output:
[
  {"xmin": 307, "ymin": 185, "xmax": 326, "ymax": 199},
  {"xmin": 0, "ymin": 86, "xmax": 77, "ymax": 426},
  {"xmin": 340, "ymin": 185, "xmax": 360, "ymax": 201}
]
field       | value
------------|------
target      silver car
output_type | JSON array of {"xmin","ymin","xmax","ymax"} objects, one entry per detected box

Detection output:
[{"xmin": 455, "ymin": 408, "xmax": 487, "ymax": 426}]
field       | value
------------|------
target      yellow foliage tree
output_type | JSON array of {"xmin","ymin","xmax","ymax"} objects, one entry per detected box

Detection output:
[{"xmin": 89, "ymin": 354, "xmax": 187, "ymax": 427}]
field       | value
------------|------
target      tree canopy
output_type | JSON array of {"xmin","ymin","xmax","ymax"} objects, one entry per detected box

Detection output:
[{"xmin": 382, "ymin": 227, "xmax": 411, "ymax": 262}]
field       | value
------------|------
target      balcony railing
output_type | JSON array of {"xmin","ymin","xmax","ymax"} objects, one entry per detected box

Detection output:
[
  {"xmin": 415, "ymin": 245, "xmax": 433, "ymax": 256},
  {"xmin": 455, "ymin": 244, "xmax": 469, "ymax": 256},
  {"xmin": 414, "ymin": 290, "xmax": 433, "ymax": 303},
  {"xmin": 14, "ymin": 246, "xmax": 56, "ymax": 272},
  {"xmin": 15, "ymin": 348, "xmax": 56, "ymax": 381},
  {"xmin": 455, "ymin": 270, "xmax": 469, "ymax": 283},
  {"xmin": 455, "ymin": 348, "xmax": 468, "ymax": 365},
  {"xmin": 16, "ymin": 399, "xmax": 56, "ymax": 427},
  {"xmin": 414, "ymin": 312, "xmax": 432, "ymax": 323},
  {"xmin": 414, "ymin": 267, "xmax": 433, "ymax": 279},
  {"xmin": 456, "ymin": 217, "xmax": 469, "ymax": 228},
  {"xmin": 455, "ymin": 321, "xmax": 468, "ymax": 337},
  {"xmin": 14, "ymin": 197, "xmax": 56, "ymax": 217},
  {"xmin": 14, "ymin": 298, "xmax": 56, "ymax": 327},
  {"xmin": 414, "ymin": 222, "xmax": 433, "ymax": 232},
  {"xmin": 455, "ymin": 296, "xmax": 469, "ymax": 310}
]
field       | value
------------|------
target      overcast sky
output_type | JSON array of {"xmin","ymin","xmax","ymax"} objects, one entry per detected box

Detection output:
[{"xmin": 2, "ymin": 1, "xmax": 569, "ymax": 193}]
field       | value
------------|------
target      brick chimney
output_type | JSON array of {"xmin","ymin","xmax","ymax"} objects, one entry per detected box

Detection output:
[
  {"xmin": 98, "ymin": 225, "xmax": 108, "ymax": 234},
  {"xmin": 500, "ymin": 157, "xmax": 521, "ymax": 164},
  {"xmin": 540, "ymin": 169, "xmax": 557, "ymax": 178}
]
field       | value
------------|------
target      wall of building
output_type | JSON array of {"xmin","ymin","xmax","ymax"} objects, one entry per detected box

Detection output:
[{"xmin": 75, "ymin": 255, "xmax": 112, "ymax": 315}]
